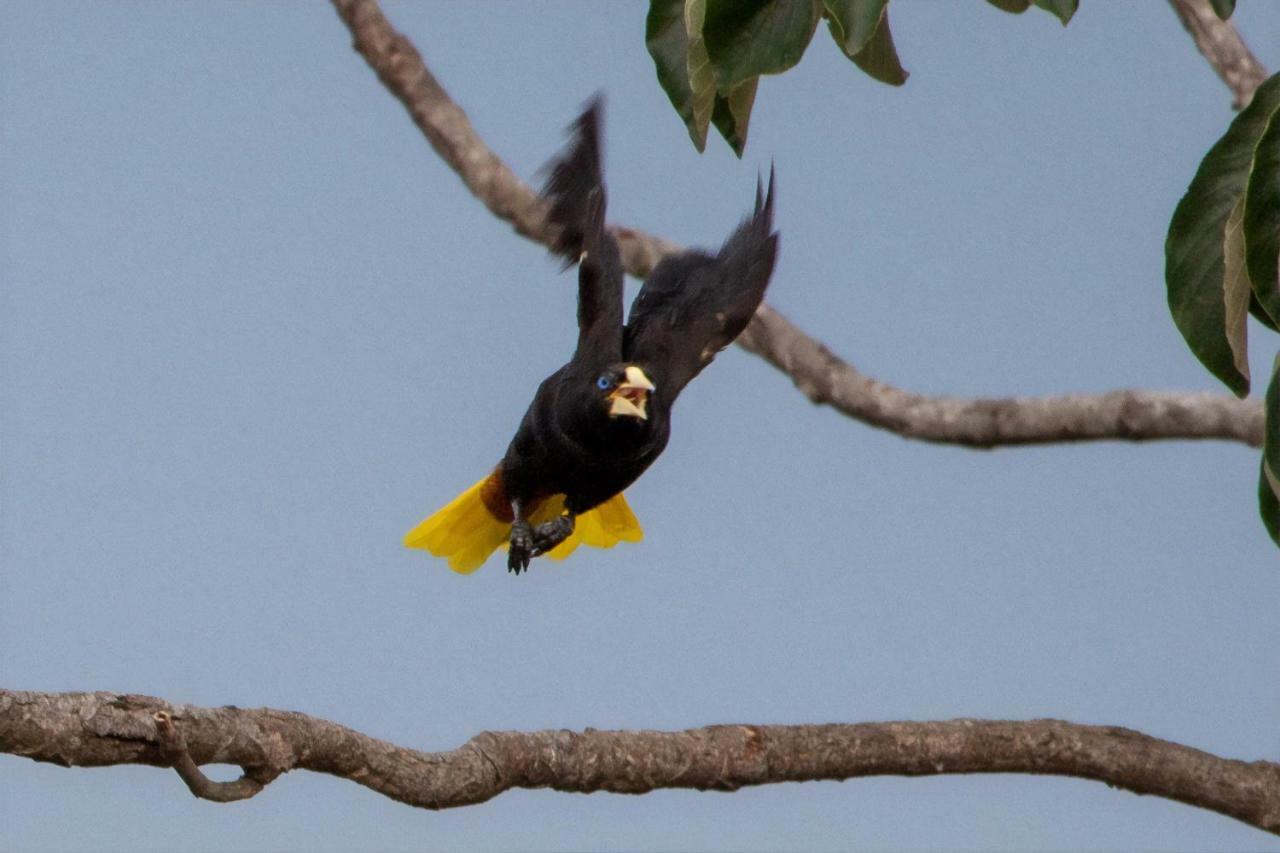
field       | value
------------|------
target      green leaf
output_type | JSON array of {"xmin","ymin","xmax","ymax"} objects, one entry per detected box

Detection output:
[
  {"xmin": 844, "ymin": 5, "xmax": 907, "ymax": 86},
  {"xmin": 1165, "ymin": 73, "xmax": 1280, "ymax": 397},
  {"xmin": 986, "ymin": 0, "xmax": 1075, "ymax": 24},
  {"xmin": 1261, "ymin": 354, "xmax": 1280, "ymax": 546},
  {"xmin": 686, "ymin": 0, "xmax": 717, "ymax": 151},
  {"xmin": 1259, "ymin": 459, "xmax": 1280, "ymax": 545},
  {"xmin": 704, "ymin": 0, "xmax": 822, "ymax": 92},
  {"xmin": 711, "ymin": 77, "xmax": 759, "ymax": 156},
  {"xmin": 646, "ymin": 0, "xmax": 711, "ymax": 151},
  {"xmin": 1252, "ymin": 295, "xmax": 1280, "ymax": 332},
  {"xmin": 1223, "ymin": 197, "xmax": 1252, "ymax": 386},
  {"xmin": 1032, "ymin": 0, "xmax": 1076, "ymax": 25},
  {"xmin": 825, "ymin": 0, "xmax": 907, "ymax": 86},
  {"xmin": 985, "ymin": 0, "xmax": 1032, "ymax": 14},
  {"xmin": 1244, "ymin": 103, "xmax": 1280, "ymax": 326},
  {"xmin": 1210, "ymin": 0, "xmax": 1236, "ymax": 21},
  {"xmin": 823, "ymin": 0, "xmax": 887, "ymax": 56},
  {"xmin": 646, "ymin": 0, "xmax": 701, "ymax": 149}
]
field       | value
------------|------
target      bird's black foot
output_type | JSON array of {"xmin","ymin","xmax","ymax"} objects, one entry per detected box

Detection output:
[
  {"xmin": 508, "ymin": 520, "xmax": 534, "ymax": 574},
  {"xmin": 532, "ymin": 515, "xmax": 575, "ymax": 555}
]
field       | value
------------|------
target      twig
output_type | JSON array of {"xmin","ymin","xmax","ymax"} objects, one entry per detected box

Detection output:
[{"xmin": 329, "ymin": 0, "xmax": 1265, "ymax": 449}]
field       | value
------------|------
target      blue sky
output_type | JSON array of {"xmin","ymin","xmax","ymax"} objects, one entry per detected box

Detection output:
[{"xmin": 4, "ymin": 2, "xmax": 1280, "ymax": 850}]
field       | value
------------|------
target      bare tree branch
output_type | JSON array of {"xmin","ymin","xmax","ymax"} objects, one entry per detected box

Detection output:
[
  {"xmin": 1168, "ymin": 0, "xmax": 1268, "ymax": 109},
  {"xmin": 739, "ymin": 304, "xmax": 1265, "ymax": 447},
  {"xmin": 330, "ymin": 0, "xmax": 1265, "ymax": 449},
  {"xmin": 4, "ymin": 690, "xmax": 1279, "ymax": 835}
]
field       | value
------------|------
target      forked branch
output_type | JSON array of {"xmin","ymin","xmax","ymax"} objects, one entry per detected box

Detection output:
[{"xmin": 330, "ymin": 0, "xmax": 1265, "ymax": 448}]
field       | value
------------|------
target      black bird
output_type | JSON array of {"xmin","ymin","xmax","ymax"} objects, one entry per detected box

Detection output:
[{"xmin": 405, "ymin": 96, "xmax": 778, "ymax": 574}]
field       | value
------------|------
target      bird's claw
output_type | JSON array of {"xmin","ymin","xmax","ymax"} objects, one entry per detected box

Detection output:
[
  {"xmin": 508, "ymin": 520, "xmax": 534, "ymax": 574},
  {"xmin": 532, "ymin": 515, "xmax": 575, "ymax": 555}
]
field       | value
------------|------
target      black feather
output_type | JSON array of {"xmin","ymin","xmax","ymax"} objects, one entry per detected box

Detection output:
[
  {"xmin": 542, "ymin": 94, "xmax": 606, "ymax": 263},
  {"xmin": 496, "ymin": 101, "xmax": 778, "ymax": 571},
  {"xmin": 540, "ymin": 93, "xmax": 624, "ymax": 364},
  {"xmin": 624, "ymin": 167, "xmax": 777, "ymax": 402}
]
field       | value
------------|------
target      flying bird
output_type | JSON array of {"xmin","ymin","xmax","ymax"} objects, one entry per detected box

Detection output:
[{"xmin": 405, "ymin": 96, "xmax": 778, "ymax": 574}]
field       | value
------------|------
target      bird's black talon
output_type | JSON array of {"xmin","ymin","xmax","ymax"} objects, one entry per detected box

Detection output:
[
  {"xmin": 509, "ymin": 520, "xmax": 534, "ymax": 574},
  {"xmin": 532, "ymin": 515, "xmax": 575, "ymax": 555}
]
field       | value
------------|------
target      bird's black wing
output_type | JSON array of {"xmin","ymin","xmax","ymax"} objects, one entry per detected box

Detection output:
[
  {"xmin": 623, "ymin": 170, "xmax": 777, "ymax": 402},
  {"xmin": 540, "ymin": 94, "xmax": 624, "ymax": 365}
]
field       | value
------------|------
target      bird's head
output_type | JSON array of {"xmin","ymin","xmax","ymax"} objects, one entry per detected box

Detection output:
[{"xmin": 594, "ymin": 364, "xmax": 656, "ymax": 421}]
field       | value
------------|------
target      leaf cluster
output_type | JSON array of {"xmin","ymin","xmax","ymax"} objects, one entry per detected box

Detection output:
[
  {"xmin": 1165, "ymin": 72, "xmax": 1280, "ymax": 544},
  {"xmin": 644, "ymin": 0, "xmax": 1274, "ymax": 542},
  {"xmin": 645, "ymin": 0, "xmax": 1077, "ymax": 156}
]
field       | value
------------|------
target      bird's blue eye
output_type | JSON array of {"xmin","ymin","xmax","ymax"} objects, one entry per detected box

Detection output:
[{"xmin": 596, "ymin": 375, "xmax": 612, "ymax": 390}]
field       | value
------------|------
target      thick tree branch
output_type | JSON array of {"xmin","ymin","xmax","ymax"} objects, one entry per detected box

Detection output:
[
  {"xmin": 1168, "ymin": 0, "xmax": 1268, "ymax": 109},
  {"xmin": 329, "ymin": 0, "xmax": 1263, "ymax": 448},
  {"xmin": 4, "ymin": 690, "xmax": 1279, "ymax": 835}
]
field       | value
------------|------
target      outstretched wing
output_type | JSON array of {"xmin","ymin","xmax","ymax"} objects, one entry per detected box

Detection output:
[
  {"xmin": 623, "ymin": 170, "xmax": 778, "ymax": 402},
  {"xmin": 540, "ymin": 94, "xmax": 624, "ymax": 364}
]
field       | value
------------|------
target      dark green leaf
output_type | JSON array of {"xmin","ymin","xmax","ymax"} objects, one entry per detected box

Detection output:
[
  {"xmin": 1032, "ymin": 0, "xmax": 1076, "ymax": 25},
  {"xmin": 843, "ymin": 5, "xmax": 907, "ymax": 86},
  {"xmin": 824, "ymin": 0, "xmax": 907, "ymax": 86},
  {"xmin": 686, "ymin": 0, "xmax": 718, "ymax": 151},
  {"xmin": 1260, "ymin": 458, "xmax": 1280, "ymax": 545},
  {"xmin": 704, "ymin": 0, "xmax": 822, "ymax": 91},
  {"xmin": 1261, "ymin": 354, "xmax": 1280, "ymax": 546},
  {"xmin": 1267, "ymin": 353, "xmax": 1280, "ymax": 473},
  {"xmin": 1165, "ymin": 73, "xmax": 1280, "ymax": 397},
  {"xmin": 1252, "ymin": 295, "xmax": 1280, "ymax": 331},
  {"xmin": 711, "ymin": 77, "xmax": 759, "ymax": 156},
  {"xmin": 823, "ymin": 0, "xmax": 887, "ymax": 56},
  {"xmin": 986, "ymin": 0, "xmax": 1074, "ymax": 24},
  {"xmin": 1210, "ymin": 0, "xmax": 1236, "ymax": 21},
  {"xmin": 985, "ymin": 0, "xmax": 1032, "ymax": 13},
  {"xmin": 1244, "ymin": 104, "xmax": 1280, "ymax": 326},
  {"xmin": 646, "ymin": 0, "xmax": 714, "ymax": 151}
]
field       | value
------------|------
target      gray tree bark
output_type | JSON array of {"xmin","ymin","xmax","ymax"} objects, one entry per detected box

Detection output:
[
  {"xmin": 1167, "ymin": 0, "xmax": 1268, "ymax": 109},
  {"xmin": 4, "ymin": 690, "xmax": 1279, "ymax": 835}
]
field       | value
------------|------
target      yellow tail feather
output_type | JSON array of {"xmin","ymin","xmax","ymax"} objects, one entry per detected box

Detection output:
[{"xmin": 405, "ymin": 478, "xmax": 643, "ymax": 574}]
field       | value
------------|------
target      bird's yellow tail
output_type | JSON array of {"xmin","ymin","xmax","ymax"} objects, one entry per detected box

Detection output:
[{"xmin": 404, "ymin": 475, "xmax": 643, "ymax": 574}]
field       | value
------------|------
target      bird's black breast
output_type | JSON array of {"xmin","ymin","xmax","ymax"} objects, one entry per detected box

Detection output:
[{"xmin": 500, "ymin": 366, "xmax": 669, "ymax": 515}]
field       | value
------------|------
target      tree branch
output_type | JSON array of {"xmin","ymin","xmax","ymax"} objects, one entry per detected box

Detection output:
[
  {"xmin": 329, "ymin": 0, "xmax": 1263, "ymax": 449},
  {"xmin": 4, "ymin": 690, "xmax": 1279, "ymax": 835},
  {"xmin": 1167, "ymin": 0, "xmax": 1269, "ymax": 109},
  {"xmin": 739, "ymin": 304, "xmax": 1265, "ymax": 447}
]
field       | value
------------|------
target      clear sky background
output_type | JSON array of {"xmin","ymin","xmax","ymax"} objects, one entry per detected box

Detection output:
[{"xmin": 4, "ymin": 2, "xmax": 1280, "ymax": 851}]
